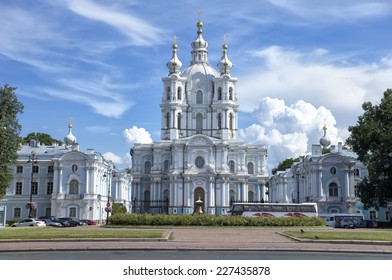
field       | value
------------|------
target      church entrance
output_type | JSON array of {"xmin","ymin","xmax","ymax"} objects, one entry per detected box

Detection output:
[{"xmin": 193, "ymin": 187, "xmax": 205, "ymax": 213}]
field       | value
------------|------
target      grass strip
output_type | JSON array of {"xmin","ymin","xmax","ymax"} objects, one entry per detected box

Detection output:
[
  {"xmin": 0, "ymin": 227, "xmax": 165, "ymax": 240},
  {"xmin": 284, "ymin": 230, "xmax": 392, "ymax": 241}
]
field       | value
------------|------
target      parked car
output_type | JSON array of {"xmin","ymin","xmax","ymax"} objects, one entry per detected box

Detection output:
[
  {"xmin": 355, "ymin": 220, "xmax": 378, "ymax": 228},
  {"xmin": 39, "ymin": 216, "xmax": 70, "ymax": 227},
  {"xmin": 79, "ymin": 219, "xmax": 97, "ymax": 225},
  {"xmin": 335, "ymin": 218, "xmax": 356, "ymax": 228},
  {"xmin": 40, "ymin": 219, "xmax": 63, "ymax": 228},
  {"xmin": 11, "ymin": 218, "xmax": 46, "ymax": 227},
  {"xmin": 58, "ymin": 217, "xmax": 84, "ymax": 227}
]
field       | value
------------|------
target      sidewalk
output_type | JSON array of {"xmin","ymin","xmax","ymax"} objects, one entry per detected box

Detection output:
[{"xmin": 0, "ymin": 227, "xmax": 391, "ymax": 254}]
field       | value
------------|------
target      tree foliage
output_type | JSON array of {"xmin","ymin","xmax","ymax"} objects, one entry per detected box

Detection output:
[
  {"xmin": 272, "ymin": 156, "xmax": 304, "ymax": 175},
  {"xmin": 0, "ymin": 85, "xmax": 24, "ymax": 198},
  {"xmin": 23, "ymin": 132, "xmax": 63, "ymax": 146},
  {"xmin": 346, "ymin": 89, "xmax": 392, "ymax": 207}
]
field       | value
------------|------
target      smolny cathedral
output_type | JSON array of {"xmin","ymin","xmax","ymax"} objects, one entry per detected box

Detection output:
[{"xmin": 130, "ymin": 20, "xmax": 269, "ymax": 215}]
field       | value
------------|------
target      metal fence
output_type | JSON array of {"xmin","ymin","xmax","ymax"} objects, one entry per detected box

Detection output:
[{"xmin": 132, "ymin": 198, "xmax": 169, "ymax": 214}]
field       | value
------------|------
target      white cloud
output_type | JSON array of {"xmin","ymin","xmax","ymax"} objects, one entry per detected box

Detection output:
[
  {"xmin": 67, "ymin": 0, "xmax": 167, "ymax": 46},
  {"xmin": 239, "ymin": 97, "xmax": 343, "ymax": 172},
  {"xmin": 238, "ymin": 46, "xmax": 392, "ymax": 128},
  {"xmin": 123, "ymin": 126, "xmax": 153, "ymax": 145},
  {"xmin": 103, "ymin": 152, "xmax": 123, "ymax": 165}
]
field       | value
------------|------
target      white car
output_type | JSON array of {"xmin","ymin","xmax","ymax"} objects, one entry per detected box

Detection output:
[{"xmin": 11, "ymin": 218, "xmax": 46, "ymax": 227}]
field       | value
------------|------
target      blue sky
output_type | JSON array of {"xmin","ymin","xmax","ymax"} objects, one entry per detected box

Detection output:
[{"xmin": 1, "ymin": 0, "xmax": 391, "ymax": 172}]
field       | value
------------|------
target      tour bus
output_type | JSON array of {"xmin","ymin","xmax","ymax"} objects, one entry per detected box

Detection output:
[
  {"xmin": 229, "ymin": 202, "xmax": 318, "ymax": 217},
  {"xmin": 324, "ymin": 213, "xmax": 364, "ymax": 227}
]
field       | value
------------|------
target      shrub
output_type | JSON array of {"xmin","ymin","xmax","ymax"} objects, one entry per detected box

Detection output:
[{"xmin": 109, "ymin": 213, "xmax": 324, "ymax": 227}]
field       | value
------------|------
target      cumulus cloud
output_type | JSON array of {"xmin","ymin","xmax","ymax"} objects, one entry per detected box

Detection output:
[
  {"xmin": 103, "ymin": 152, "xmax": 123, "ymax": 165},
  {"xmin": 239, "ymin": 97, "xmax": 343, "ymax": 172},
  {"xmin": 237, "ymin": 46, "xmax": 392, "ymax": 128},
  {"xmin": 123, "ymin": 126, "xmax": 153, "ymax": 145}
]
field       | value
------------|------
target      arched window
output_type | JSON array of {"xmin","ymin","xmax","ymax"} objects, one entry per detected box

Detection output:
[
  {"xmin": 328, "ymin": 182, "xmax": 338, "ymax": 197},
  {"xmin": 177, "ymin": 87, "xmax": 182, "ymax": 100},
  {"xmin": 218, "ymin": 87, "xmax": 222, "ymax": 100},
  {"xmin": 69, "ymin": 179, "xmax": 79, "ymax": 194},
  {"xmin": 196, "ymin": 113, "xmax": 203, "ymax": 134},
  {"xmin": 370, "ymin": 210, "xmax": 377, "ymax": 220},
  {"xmin": 247, "ymin": 162, "xmax": 254, "ymax": 175},
  {"xmin": 166, "ymin": 113, "xmax": 170, "ymax": 129},
  {"xmin": 144, "ymin": 161, "xmax": 151, "ymax": 174},
  {"xmin": 229, "ymin": 87, "xmax": 233, "ymax": 100},
  {"xmin": 230, "ymin": 190, "xmax": 235, "ymax": 203},
  {"xmin": 248, "ymin": 191, "xmax": 254, "ymax": 202},
  {"xmin": 163, "ymin": 160, "xmax": 170, "ymax": 173},
  {"xmin": 229, "ymin": 113, "xmax": 234, "ymax": 130},
  {"xmin": 196, "ymin": 90, "xmax": 203, "ymax": 104},
  {"xmin": 217, "ymin": 113, "xmax": 222, "ymax": 129},
  {"xmin": 229, "ymin": 160, "xmax": 235, "ymax": 173},
  {"xmin": 166, "ymin": 87, "xmax": 170, "ymax": 100},
  {"xmin": 177, "ymin": 113, "xmax": 181, "ymax": 129}
]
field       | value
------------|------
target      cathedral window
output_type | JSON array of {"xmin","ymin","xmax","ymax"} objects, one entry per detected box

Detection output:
[
  {"xmin": 69, "ymin": 179, "xmax": 79, "ymax": 194},
  {"xmin": 328, "ymin": 182, "xmax": 338, "ymax": 197},
  {"xmin": 229, "ymin": 160, "xmax": 235, "ymax": 173},
  {"xmin": 196, "ymin": 113, "xmax": 203, "ymax": 134},
  {"xmin": 177, "ymin": 113, "xmax": 181, "ymax": 129},
  {"xmin": 32, "ymin": 182, "xmax": 38, "ymax": 195},
  {"xmin": 330, "ymin": 167, "xmax": 336, "ymax": 175},
  {"xmin": 217, "ymin": 113, "xmax": 222, "ymax": 129},
  {"xmin": 33, "ymin": 165, "xmax": 39, "ymax": 173},
  {"xmin": 15, "ymin": 182, "xmax": 22, "ymax": 195},
  {"xmin": 163, "ymin": 160, "xmax": 170, "ymax": 173},
  {"xmin": 229, "ymin": 87, "xmax": 233, "ymax": 100},
  {"xmin": 16, "ymin": 166, "xmax": 23, "ymax": 173},
  {"xmin": 247, "ymin": 162, "xmax": 254, "ymax": 175},
  {"xmin": 13, "ymin": 208, "xmax": 21, "ymax": 219},
  {"xmin": 195, "ymin": 156, "xmax": 205, "ymax": 169},
  {"xmin": 177, "ymin": 87, "xmax": 182, "ymax": 100},
  {"xmin": 196, "ymin": 90, "xmax": 203, "ymax": 104},
  {"xmin": 47, "ymin": 182, "xmax": 53, "ymax": 195},
  {"xmin": 144, "ymin": 161, "xmax": 151, "ymax": 174},
  {"xmin": 229, "ymin": 113, "xmax": 234, "ymax": 130},
  {"xmin": 218, "ymin": 87, "xmax": 222, "ymax": 100},
  {"xmin": 166, "ymin": 113, "xmax": 170, "ymax": 129},
  {"xmin": 71, "ymin": 164, "xmax": 78, "ymax": 173},
  {"xmin": 369, "ymin": 210, "xmax": 377, "ymax": 220},
  {"xmin": 69, "ymin": 207, "xmax": 76, "ymax": 218},
  {"xmin": 248, "ymin": 191, "xmax": 254, "ymax": 202},
  {"xmin": 166, "ymin": 87, "xmax": 170, "ymax": 100}
]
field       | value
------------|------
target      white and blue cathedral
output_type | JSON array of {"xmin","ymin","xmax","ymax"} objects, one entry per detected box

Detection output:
[{"xmin": 130, "ymin": 21, "xmax": 269, "ymax": 215}]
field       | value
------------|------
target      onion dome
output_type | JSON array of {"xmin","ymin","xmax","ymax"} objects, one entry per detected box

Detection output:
[
  {"xmin": 217, "ymin": 42, "xmax": 233, "ymax": 75},
  {"xmin": 166, "ymin": 39, "xmax": 182, "ymax": 75},
  {"xmin": 64, "ymin": 122, "xmax": 77, "ymax": 146},
  {"xmin": 190, "ymin": 21, "xmax": 209, "ymax": 65},
  {"xmin": 319, "ymin": 123, "xmax": 331, "ymax": 148}
]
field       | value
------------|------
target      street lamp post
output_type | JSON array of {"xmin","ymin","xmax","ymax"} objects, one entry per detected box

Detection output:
[
  {"xmin": 104, "ymin": 170, "xmax": 115, "ymax": 225},
  {"xmin": 27, "ymin": 151, "xmax": 38, "ymax": 218}
]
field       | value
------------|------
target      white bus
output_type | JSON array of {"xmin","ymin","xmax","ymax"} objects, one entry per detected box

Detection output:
[
  {"xmin": 229, "ymin": 203, "xmax": 318, "ymax": 217},
  {"xmin": 324, "ymin": 213, "xmax": 364, "ymax": 227}
]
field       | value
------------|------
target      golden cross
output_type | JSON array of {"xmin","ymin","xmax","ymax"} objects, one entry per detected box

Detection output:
[
  {"xmin": 197, "ymin": 11, "xmax": 203, "ymax": 21},
  {"xmin": 173, "ymin": 34, "xmax": 177, "ymax": 44}
]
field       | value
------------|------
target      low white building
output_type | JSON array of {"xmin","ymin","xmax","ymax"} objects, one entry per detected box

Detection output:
[
  {"xmin": 269, "ymin": 126, "xmax": 391, "ymax": 222},
  {"xmin": 0, "ymin": 124, "xmax": 132, "ymax": 223}
]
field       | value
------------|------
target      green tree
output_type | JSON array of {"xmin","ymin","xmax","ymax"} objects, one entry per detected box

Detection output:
[
  {"xmin": 0, "ymin": 85, "xmax": 24, "ymax": 198},
  {"xmin": 272, "ymin": 156, "xmax": 304, "ymax": 175},
  {"xmin": 346, "ymin": 88, "xmax": 392, "ymax": 208},
  {"xmin": 23, "ymin": 132, "xmax": 63, "ymax": 146},
  {"xmin": 112, "ymin": 203, "xmax": 127, "ymax": 215}
]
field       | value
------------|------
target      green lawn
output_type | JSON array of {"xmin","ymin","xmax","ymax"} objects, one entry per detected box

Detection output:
[
  {"xmin": 284, "ymin": 230, "xmax": 392, "ymax": 241},
  {"xmin": 0, "ymin": 227, "xmax": 166, "ymax": 240}
]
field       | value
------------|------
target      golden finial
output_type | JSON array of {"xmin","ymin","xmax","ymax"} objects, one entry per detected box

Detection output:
[{"xmin": 68, "ymin": 116, "xmax": 74, "ymax": 128}]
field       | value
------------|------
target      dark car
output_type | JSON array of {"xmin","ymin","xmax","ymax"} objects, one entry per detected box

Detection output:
[
  {"xmin": 355, "ymin": 220, "xmax": 378, "ymax": 228},
  {"xmin": 335, "ymin": 218, "xmax": 356, "ymax": 228},
  {"xmin": 80, "ymin": 219, "xmax": 97, "ymax": 225},
  {"xmin": 39, "ymin": 216, "xmax": 70, "ymax": 227},
  {"xmin": 58, "ymin": 217, "xmax": 81, "ymax": 227}
]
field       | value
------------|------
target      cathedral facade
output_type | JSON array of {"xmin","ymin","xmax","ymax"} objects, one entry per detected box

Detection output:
[{"xmin": 130, "ymin": 21, "xmax": 269, "ymax": 215}]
